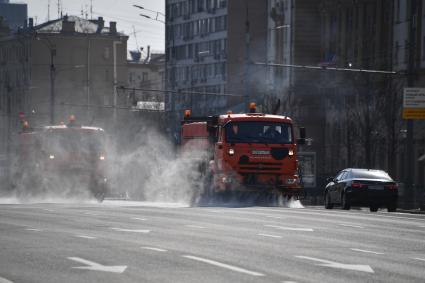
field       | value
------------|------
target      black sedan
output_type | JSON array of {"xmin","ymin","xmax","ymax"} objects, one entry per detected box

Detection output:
[{"xmin": 324, "ymin": 168, "xmax": 398, "ymax": 212}]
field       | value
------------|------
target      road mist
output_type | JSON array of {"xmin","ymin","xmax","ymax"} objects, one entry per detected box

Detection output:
[{"xmin": 106, "ymin": 125, "xmax": 208, "ymax": 206}]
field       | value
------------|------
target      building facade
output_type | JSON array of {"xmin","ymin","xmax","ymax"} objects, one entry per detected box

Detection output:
[
  {"xmin": 166, "ymin": 0, "xmax": 229, "ymax": 117},
  {"xmin": 0, "ymin": 15, "xmax": 129, "ymax": 188},
  {"xmin": 28, "ymin": 16, "xmax": 128, "ymax": 129},
  {"xmin": 128, "ymin": 53, "xmax": 166, "ymax": 107},
  {"xmin": 0, "ymin": 0, "xmax": 28, "ymax": 31},
  {"xmin": 165, "ymin": 0, "xmax": 271, "ymax": 141},
  {"xmin": 319, "ymin": 0, "xmax": 425, "ymax": 205}
]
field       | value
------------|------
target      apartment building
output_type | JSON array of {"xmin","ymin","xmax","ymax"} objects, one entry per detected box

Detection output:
[{"xmin": 166, "ymin": 0, "xmax": 228, "ymax": 116}]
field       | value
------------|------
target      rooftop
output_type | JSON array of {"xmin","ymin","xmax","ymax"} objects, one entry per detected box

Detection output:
[{"xmin": 34, "ymin": 15, "xmax": 125, "ymax": 36}]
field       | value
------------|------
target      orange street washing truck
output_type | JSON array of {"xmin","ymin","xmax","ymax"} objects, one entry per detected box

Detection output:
[
  {"xmin": 181, "ymin": 103, "xmax": 306, "ymax": 202},
  {"xmin": 13, "ymin": 116, "xmax": 108, "ymax": 202}
]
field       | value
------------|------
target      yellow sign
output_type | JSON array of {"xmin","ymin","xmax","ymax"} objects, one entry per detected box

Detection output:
[
  {"xmin": 403, "ymin": 88, "xmax": 425, "ymax": 119},
  {"xmin": 403, "ymin": 108, "xmax": 425, "ymax": 119}
]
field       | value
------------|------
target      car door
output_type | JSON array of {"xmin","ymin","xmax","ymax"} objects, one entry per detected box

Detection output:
[
  {"xmin": 335, "ymin": 171, "xmax": 348, "ymax": 203},
  {"xmin": 328, "ymin": 171, "xmax": 344, "ymax": 201}
]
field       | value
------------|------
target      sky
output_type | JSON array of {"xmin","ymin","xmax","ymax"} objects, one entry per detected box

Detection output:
[{"xmin": 19, "ymin": 0, "xmax": 165, "ymax": 54}]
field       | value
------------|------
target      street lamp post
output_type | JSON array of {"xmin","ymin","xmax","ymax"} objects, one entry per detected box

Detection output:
[{"xmin": 133, "ymin": 5, "xmax": 165, "ymax": 21}]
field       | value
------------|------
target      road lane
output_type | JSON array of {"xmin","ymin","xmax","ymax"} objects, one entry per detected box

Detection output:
[{"xmin": 0, "ymin": 201, "xmax": 424, "ymax": 283}]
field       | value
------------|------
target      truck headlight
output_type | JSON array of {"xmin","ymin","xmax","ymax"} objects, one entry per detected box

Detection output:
[
  {"xmin": 49, "ymin": 154, "xmax": 55, "ymax": 160},
  {"xmin": 228, "ymin": 148, "xmax": 235, "ymax": 156},
  {"xmin": 99, "ymin": 156, "xmax": 105, "ymax": 160},
  {"xmin": 286, "ymin": 178, "xmax": 297, "ymax": 185}
]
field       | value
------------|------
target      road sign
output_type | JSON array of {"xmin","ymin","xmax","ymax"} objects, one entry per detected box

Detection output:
[{"xmin": 403, "ymin": 88, "xmax": 425, "ymax": 119}]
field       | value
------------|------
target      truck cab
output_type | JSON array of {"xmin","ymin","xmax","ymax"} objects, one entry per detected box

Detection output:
[{"xmin": 181, "ymin": 105, "xmax": 305, "ymax": 199}]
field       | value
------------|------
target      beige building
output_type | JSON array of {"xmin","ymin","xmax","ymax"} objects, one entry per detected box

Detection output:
[
  {"xmin": 0, "ymin": 15, "xmax": 128, "ymax": 187},
  {"xmin": 29, "ymin": 15, "xmax": 128, "ymax": 129}
]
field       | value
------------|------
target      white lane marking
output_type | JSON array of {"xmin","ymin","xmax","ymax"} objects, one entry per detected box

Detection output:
[
  {"xmin": 131, "ymin": 217, "xmax": 147, "ymax": 221},
  {"xmin": 209, "ymin": 210, "xmax": 222, "ymax": 213},
  {"xmin": 182, "ymin": 255, "xmax": 265, "ymax": 277},
  {"xmin": 185, "ymin": 225, "xmax": 206, "ymax": 229},
  {"xmin": 266, "ymin": 215, "xmax": 283, "ymax": 219},
  {"xmin": 25, "ymin": 228, "xmax": 42, "ymax": 232},
  {"xmin": 141, "ymin": 247, "xmax": 168, "ymax": 252},
  {"xmin": 43, "ymin": 209, "xmax": 54, "ymax": 212},
  {"xmin": 339, "ymin": 223, "xmax": 364, "ymax": 229},
  {"xmin": 258, "ymin": 233, "xmax": 282, "ymax": 238},
  {"xmin": 75, "ymin": 235, "xmax": 97, "ymax": 239},
  {"xmin": 110, "ymin": 227, "xmax": 150, "ymax": 233},
  {"xmin": 296, "ymin": 256, "xmax": 374, "ymax": 273},
  {"xmin": 84, "ymin": 212, "xmax": 98, "ymax": 216},
  {"xmin": 281, "ymin": 281, "xmax": 298, "ymax": 283},
  {"xmin": 264, "ymin": 225, "xmax": 314, "ymax": 232},
  {"xmin": 254, "ymin": 208, "xmax": 425, "ymax": 222},
  {"xmin": 68, "ymin": 257, "xmax": 127, "ymax": 273},
  {"xmin": 350, "ymin": 248, "xmax": 384, "ymax": 255},
  {"xmin": 412, "ymin": 257, "xmax": 425, "ymax": 262},
  {"xmin": 0, "ymin": 276, "xmax": 14, "ymax": 283}
]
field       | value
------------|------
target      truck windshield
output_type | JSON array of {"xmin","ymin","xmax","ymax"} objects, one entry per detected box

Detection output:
[
  {"xmin": 225, "ymin": 121, "xmax": 292, "ymax": 144},
  {"xmin": 43, "ymin": 130, "xmax": 105, "ymax": 154}
]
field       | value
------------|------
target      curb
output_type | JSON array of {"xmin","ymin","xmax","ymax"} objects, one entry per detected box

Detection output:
[{"xmin": 397, "ymin": 209, "xmax": 425, "ymax": 215}]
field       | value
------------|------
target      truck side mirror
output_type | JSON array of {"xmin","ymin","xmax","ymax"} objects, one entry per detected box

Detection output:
[{"xmin": 297, "ymin": 127, "xmax": 306, "ymax": 145}]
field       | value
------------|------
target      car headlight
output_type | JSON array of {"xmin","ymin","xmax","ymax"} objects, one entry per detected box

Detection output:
[
  {"xmin": 49, "ymin": 154, "xmax": 55, "ymax": 160},
  {"xmin": 228, "ymin": 148, "xmax": 235, "ymax": 156},
  {"xmin": 99, "ymin": 156, "xmax": 105, "ymax": 160}
]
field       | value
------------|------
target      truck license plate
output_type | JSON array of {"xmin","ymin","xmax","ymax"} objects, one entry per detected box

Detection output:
[{"xmin": 252, "ymin": 150, "xmax": 270, "ymax": 155}]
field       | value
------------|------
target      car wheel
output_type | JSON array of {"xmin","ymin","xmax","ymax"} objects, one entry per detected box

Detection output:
[
  {"xmin": 324, "ymin": 192, "xmax": 333, "ymax": 209},
  {"xmin": 387, "ymin": 202, "xmax": 397, "ymax": 212},
  {"xmin": 341, "ymin": 193, "xmax": 351, "ymax": 210},
  {"xmin": 370, "ymin": 205, "xmax": 379, "ymax": 212}
]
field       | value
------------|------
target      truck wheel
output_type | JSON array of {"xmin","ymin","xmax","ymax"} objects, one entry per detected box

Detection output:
[
  {"xmin": 341, "ymin": 193, "xmax": 351, "ymax": 210},
  {"xmin": 324, "ymin": 192, "xmax": 333, "ymax": 209},
  {"xmin": 370, "ymin": 205, "xmax": 379, "ymax": 212}
]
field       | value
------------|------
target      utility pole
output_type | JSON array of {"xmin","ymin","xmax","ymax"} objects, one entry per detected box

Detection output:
[
  {"xmin": 113, "ymin": 40, "xmax": 122, "ymax": 124},
  {"xmin": 406, "ymin": 0, "xmax": 418, "ymax": 207},
  {"xmin": 244, "ymin": 4, "xmax": 251, "ymax": 111}
]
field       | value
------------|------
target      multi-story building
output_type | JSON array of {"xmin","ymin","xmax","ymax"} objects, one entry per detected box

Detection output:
[
  {"xmin": 27, "ymin": 15, "xmax": 128, "ymax": 129},
  {"xmin": 165, "ymin": 0, "xmax": 269, "ymax": 138},
  {"xmin": 166, "ymin": 0, "xmax": 228, "ymax": 115},
  {"xmin": 0, "ymin": 15, "xmax": 128, "ymax": 187},
  {"xmin": 128, "ymin": 53, "xmax": 166, "ymax": 106},
  {"xmin": 319, "ymin": 0, "xmax": 425, "ymax": 204},
  {"xmin": 0, "ymin": 0, "xmax": 27, "ymax": 31},
  {"xmin": 0, "ymin": 16, "xmax": 30, "ymax": 186}
]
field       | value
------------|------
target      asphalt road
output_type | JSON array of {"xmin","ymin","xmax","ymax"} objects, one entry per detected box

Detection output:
[{"xmin": 0, "ymin": 199, "xmax": 424, "ymax": 283}]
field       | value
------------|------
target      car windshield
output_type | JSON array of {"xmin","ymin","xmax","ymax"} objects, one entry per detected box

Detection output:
[
  {"xmin": 351, "ymin": 169, "xmax": 393, "ymax": 181},
  {"xmin": 225, "ymin": 121, "xmax": 292, "ymax": 144}
]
